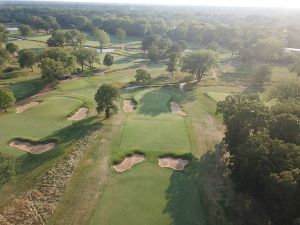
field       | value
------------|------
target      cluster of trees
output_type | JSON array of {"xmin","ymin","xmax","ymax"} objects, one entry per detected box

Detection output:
[{"xmin": 217, "ymin": 84, "xmax": 300, "ymax": 224}]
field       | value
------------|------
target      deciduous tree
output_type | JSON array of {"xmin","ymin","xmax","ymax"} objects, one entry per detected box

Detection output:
[
  {"xmin": 0, "ymin": 87, "xmax": 15, "ymax": 112},
  {"xmin": 94, "ymin": 84, "xmax": 119, "ymax": 118}
]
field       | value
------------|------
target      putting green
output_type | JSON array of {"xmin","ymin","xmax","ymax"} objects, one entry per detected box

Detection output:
[
  {"xmin": 0, "ymin": 96, "xmax": 83, "ymax": 156},
  {"xmin": 115, "ymin": 87, "xmax": 192, "ymax": 159},
  {"xmin": 90, "ymin": 163, "xmax": 207, "ymax": 225}
]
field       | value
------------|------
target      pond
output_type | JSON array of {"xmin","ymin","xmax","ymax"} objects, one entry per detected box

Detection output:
[
  {"xmin": 84, "ymin": 47, "xmax": 115, "ymax": 53},
  {"xmin": 285, "ymin": 48, "xmax": 300, "ymax": 53},
  {"xmin": 6, "ymin": 27, "xmax": 18, "ymax": 31}
]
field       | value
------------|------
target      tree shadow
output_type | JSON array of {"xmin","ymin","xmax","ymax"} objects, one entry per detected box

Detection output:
[
  {"xmin": 163, "ymin": 143, "xmax": 226, "ymax": 225},
  {"xmin": 137, "ymin": 87, "xmax": 196, "ymax": 117},
  {"xmin": 243, "ymin": 84, "xmax": 265, "ymax": 94},
  {"xmin": 16, "ymin": 116, "xmax": 101, "ymax": 176}
]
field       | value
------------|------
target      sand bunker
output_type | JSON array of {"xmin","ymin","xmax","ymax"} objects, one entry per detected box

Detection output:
[
  {"xmin": 16, "ymin": 102, "xmax": 39, "ymax": 113},
  {"xmin": 9, "ymin": 140, "xmax": 55, "ymax": 154},
  {"xmin": 159, "ymin": 157, "xmax": 189, "ymax": 171},
  {"xmin": 113, "ymin": 154, "xmax": 145, "ymax": 172},
  {"xmin": 68, "ymin": 108, "xmax": 88, "ymax": 121},
  {"xmin": 123, "ymin": 100, "xmax": 135, "ymax": 113},
  {"xmin": 171, "ymin": 102, "xmax": 187, "ymax": 116}
]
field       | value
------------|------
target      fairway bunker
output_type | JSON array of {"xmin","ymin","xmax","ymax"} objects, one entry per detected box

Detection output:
[
  {"xmin": 16, "ymin": 101, "xmax": 39, "ymax": 113},
  {"xmin": 159, "ymin": 157, "xmax": 189, "ymax": 170},
  {"xmin": 113, "ymin": 154, "xmax": 145, "ymax": 172},
  {"xmin": 123, "ymin": 100, "xmax": 135, "ymax": 113},
  {"xmin": 68, "ymin": 107, "xmax": 88, "ymax": 121},
  {"xmin": 171, "ymin": 102, "xmax": 187, "ymax": 116},
  {"xmin": 9, "ymin": 140, "xmax": 56, "ymax": 154}
]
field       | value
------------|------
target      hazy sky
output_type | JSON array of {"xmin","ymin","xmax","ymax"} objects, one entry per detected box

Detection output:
[{"xmin": 33, "ymin": 0, "xmax": 300, "ymax": 8}]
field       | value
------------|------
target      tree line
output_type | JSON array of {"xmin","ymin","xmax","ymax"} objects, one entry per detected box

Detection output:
[{"xmin": 217, "ymin": 80, "xmax": 300, "ymax": 224}]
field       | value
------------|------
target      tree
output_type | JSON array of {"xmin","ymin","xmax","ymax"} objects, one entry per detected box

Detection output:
[
  {"xmin": 73, "ymin": 48, "xmax": 99, "ymax": 71},
  {"xmin": 65, "ymin": 29, "xmax": 85, "ymax": 50},
  {"xmin": 0, "ymin": 87, "xmax": 15, "ymax": 112},
  {"xmin": 47, "ymin": 30, "xmax": 65, "ymax": 47},
  {"xmin": 252, "ymin": 65, "xmax": 272, "ymax": 85},
  {"xmin": 148, "ymin": 45, "xmax": 161, "ymax": 62},
  {"xmin": 47, "ymin": 16, "xmax": 60, "ymax": 31},
  {"xmin": 5, "ymin": 43, "xmax": 19, "ymax": 57},
  {"xmin": 166, "ymin": 53, "xmax": 177, "ymax": 75},
  {"xmin": 0, "ymin": 47, "xmax": 10, "ymax": 71},
  {"xmin": 0, "ymin": 31, "xmax": 7, "ymax": 45},
  {"xmin": 181, "ymin": 49, "xmax": 218, "ymax": 81},
  {"xmin": 216, "ymin": 94, "xmax": 271, "ymax": 151},
  {"xmin": 135, "ymin": 68, "xmax": 151, "ymax": 84},
  {"xmin": 18, "ymin": 49, "xmax": 36, "ymax": 72},
  {"xmin": 103, "ymin": 54, "xmax": 114, "ymax": 68},
  {"xmin": 271, "ymin": 79, "xmax": 300, "ymax": 101},
  {"xmin": 95, "ymin": 29, "xmax": 110, "ymax": 53},
  {"xmin": 141, "ymin": 35, "xmax": 160, "ymax": 51},
  {"xmin": 0, "ymin": 24, "xmax": 8, "ymax": 44},
  {"xmin": 40, "ymin": 58, "xmax": 69, "ymax": 86},
  {"xmin": 94, "ymin": 84, "xmax": 119, "ymax": 118},
  {"xmin": 270, "ymin": 113, "xmax": 300, "ymax": 144},
  {"xmin": 116, "ymin": 28, "xmax": 126, "ymax": 44},
  {"xmin": 39, "ymin": 48, "xmax": 76, "ymax": 72},
  {"xmin": 18, "ymin": 24, "xmax": 32, "ymax": 37},
  {"xmin": 289, "ymin": 57, "xmax": 300, "ymax": 77},
  {"xmin": 86, "ymin": 49, "xmax": 100, "ymax": 69}
]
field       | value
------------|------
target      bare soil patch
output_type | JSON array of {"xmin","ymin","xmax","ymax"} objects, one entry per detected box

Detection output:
[
  {"xmin": 158, "ymin": 157, "xmax": 189, "ymax": 171},
  {"xmin": 9, "ymin": 140, "xmax": 55, "ymax": 154},
  {"xmin": 68, "ymin": 108, "xmax": 88, "ymax": 121},
  {"xmin": 123, "ymin": 100, "xmax": 134, "ymax": 113},
  {"xmin": 16, "ymin": 101, "xmax": 39, "ymax": 113},
  {"xmin": 113, "ymin": 154, "xmax": 145, "ymax": 172},
  {"xmin": 171, "ymin": 102, "xmax": 187, "ymax": 116}
]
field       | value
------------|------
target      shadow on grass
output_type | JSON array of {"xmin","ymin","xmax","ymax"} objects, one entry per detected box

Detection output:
[
  {"xmin": 123, "ymin": 86, "xmax": 195, "ymax": 117},
  {"xmin": 16, "ymin": 116, "xmax": 101, "ymax": 176},
  {"xmin": 163, "ymin": 143, "xmax": 226, "ymax": 225}
]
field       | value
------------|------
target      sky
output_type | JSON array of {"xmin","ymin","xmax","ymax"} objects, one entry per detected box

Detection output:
[{"xmin": 27, "ymin": 0, "xmax": 300, "ymax": 8}]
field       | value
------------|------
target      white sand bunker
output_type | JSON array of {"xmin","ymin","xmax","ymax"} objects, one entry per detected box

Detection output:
[
  {"xmin": 171, "ymin": 102, "xmax": 187, "ymax": 116},
  {"xmin": 68, "ymin": 108, "xmax": 88, "ymax": 121},
  {"xmin": 16, "ymin": 102, "xmax": 39, "ymax": 113},
  {"xmin": 9, "ymin": 140, "xmax": 55, "ymax": 154},
  {"xmin": 113, "ymin": 154, "xmax": 145, "ymax": 172},
  {"xmin": 159, "ymin": 157, "xmax": 189, "ymax": 171},
  {"xmin": 123, "ymin": 100, "xmax": 135, "ymax": 113}
]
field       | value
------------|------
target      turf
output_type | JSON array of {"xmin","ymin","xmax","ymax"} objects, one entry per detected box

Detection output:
[
  {"xmin": 90, "ymin": 162, "xmax": 207, "ymax": 225},
  {"xmin": 205, "ymin": 91, "xmax": 229, "ymax": 102},
  {"xmin": 0, "ymin": 96, "xmax": 83, "ymax": 156},
  {"xmin": 115, "ymin": 87, "xmax": 192, "ymax": 159}
]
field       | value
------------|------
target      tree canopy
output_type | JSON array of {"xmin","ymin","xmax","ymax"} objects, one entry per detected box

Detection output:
[
  {"xmin": 94, "ymin": 84, "xmax": 119, "ymax": 118},
  {"xmin": 181, "ymin": 49, "xmax": 218, "ymax": 81},
  {"xmin": 0, "ymin": 87, "xmax": 15, "ymax": 112}
]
